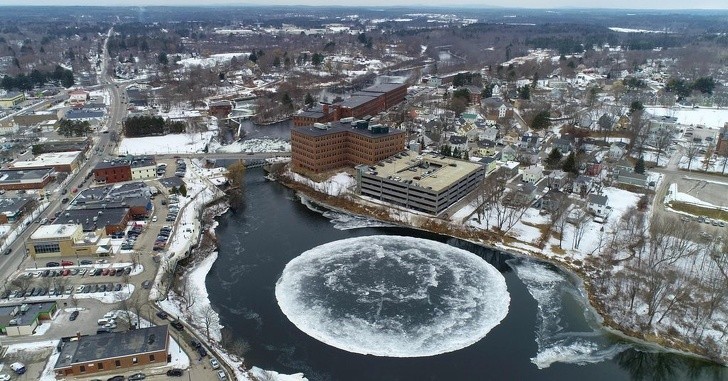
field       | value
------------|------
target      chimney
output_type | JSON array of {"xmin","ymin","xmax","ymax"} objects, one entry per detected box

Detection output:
[{"xmin": 76, "ymin": 331, "xmax": 81, "ymax": 341}]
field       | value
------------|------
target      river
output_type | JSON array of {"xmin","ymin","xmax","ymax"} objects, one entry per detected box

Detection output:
[{"xmin": 206, "ymin": 169, "xmax": 728, "ymax": 381}]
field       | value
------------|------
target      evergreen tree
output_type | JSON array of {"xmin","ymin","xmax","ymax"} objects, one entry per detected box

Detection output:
[
  {"xmin": 179, "ymin": 183, "xmax": 188, "ymax": 197},
  {"xmin": 158, "ymin": 52, "xmax": 168, "ymax": 65},
  {"xmin": 545, "ymin": 148, "xmax": 563, "ymax": 168},
  {"xmin": 304, "ymin": 93, "xmax": 315, "ymax": 108},
  {"xmin": 562, "ymin": 152, "xmax": 578, "ymax": 175},
  {"xmin": 531, "ymin": 110, "xmax": 551, "ymax": 130},
  {"xmin": 635, "ymin": 156, "xmax": 645, "ymax": 174}
]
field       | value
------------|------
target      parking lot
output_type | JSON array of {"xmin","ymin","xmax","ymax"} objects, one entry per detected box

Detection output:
[{"xmin": 0, "ymin": 172, "xmax": 229, "ymax": 380}]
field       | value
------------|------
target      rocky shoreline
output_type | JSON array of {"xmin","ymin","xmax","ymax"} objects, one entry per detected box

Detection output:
[{"xmin": 274, "ymin": 172, "xmax": 726, "ymax": 367}]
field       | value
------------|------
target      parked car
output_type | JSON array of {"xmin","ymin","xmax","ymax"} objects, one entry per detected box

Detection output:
[
  {"xmin": 210, "ymin": 358, "xmax": 220, "ymax": 370},
  {"xmin": 197, "ymin": 346, "xmax": 207, "ymax": 357},
  {"xmin": 61, "ymin": 260, "xmax": 74, "ymax": 266},
  {"xmin": 61, "ymin": 197, "xmax": 69, "ymax": 204},
  {"xmin": 156, "ymin": 311, "xmax": 168, "ymax": 319},
  {"xmin": 70, "ymin": 311, "xmax": 79, "ymax": 321},
  {"xmin": 166, "ymin": 369, "xmax": 184, "ymax": 377},
  {"xmin": 190, "ymin": 340, "xmax": 201, "ymax": 349},
  {"xmin": 80, "ymin": 260, "xmax": 93, "ymax": 265},
  {"xmin": 217, "ymin": 370, "xmax": 227, "ymax": 380},
  {"xmin": 170, "ymin": 320, "xmax": 184, "ymax": 331},
  {"xmin": 114, "ymin": 284, "xmax": 122, "ymax": 291},
  {"xmin": 3, "ymin": 248, "xmax": 11, "ymax": 255},
  {"xmin": 46, "ymin": 261, "xmax": 60, "ymax": 267},
  {"xmin": 106, "ymin": 375, "xmax": 123, "ymax": 381},
  {"xmin": 128, "ymin": 373, "xmax": 145, "ymax": 380}
]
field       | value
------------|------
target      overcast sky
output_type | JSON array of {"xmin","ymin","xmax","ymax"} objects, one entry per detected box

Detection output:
[{"xmin": 0, "ymin": 0, "xmax": 726, "ymax": 8}]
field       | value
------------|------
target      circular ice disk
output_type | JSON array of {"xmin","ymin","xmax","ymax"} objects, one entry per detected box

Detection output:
[{"xmin": 275, "ymin": 235, "xmax": 510, "ymax": 357}]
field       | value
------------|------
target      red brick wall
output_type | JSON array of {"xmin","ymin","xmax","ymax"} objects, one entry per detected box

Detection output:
[{"xmin": 94, "ymin": 166, "xmax": 132, "ymax": 184}]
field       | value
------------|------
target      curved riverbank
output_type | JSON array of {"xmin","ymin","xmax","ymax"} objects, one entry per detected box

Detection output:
[{"xmin": 274, "ymin": 171, "xmax": 726, "ymax": 368}]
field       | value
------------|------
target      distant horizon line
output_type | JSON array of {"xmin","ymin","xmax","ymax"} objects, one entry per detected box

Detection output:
[{"xmin": 0, "ymin": 4, "xmax": 726, "ymax": 11}]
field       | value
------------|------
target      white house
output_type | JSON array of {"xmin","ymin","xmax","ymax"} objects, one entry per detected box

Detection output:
[
  {"xmin": 522, "ymin": 165, "xmax": 544, "ymax": 184},
  {"xmin": 608, "ymin": 142, "xmax": 627, "ymax": 160},
  {"xmin": 587, "ymin": 193, "xmax": 610, "ymax": 217}
]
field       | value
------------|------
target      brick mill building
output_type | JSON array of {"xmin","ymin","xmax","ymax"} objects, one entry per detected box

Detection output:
[
  {"xmin": 293, "ymin": 83, "xmax": 407, "ymax": 126},
  {"xmin": 54, "ymin": 325, "xmax": 170, "ymax": 377},
  {"xmin": 291, "ymin": 120, "xmax": 406, "ymax": 173}
]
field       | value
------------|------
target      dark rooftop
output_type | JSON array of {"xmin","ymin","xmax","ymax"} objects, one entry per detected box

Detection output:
[
  {"xmin": 56, "ymin": 207, "xmax": 129, "ymax": 231},
  {"xmin": 55, "ymin": 325, "xmax": 169, "ymax": 370},
  {"xmin": 65, "ymin": 109, "xmax": 105, "ymax": 119},
  {"xmin": 338, "ymin": 95, "xmax": 378, "ymax": 109},
  {"xmin": 0, "ymin": 168, "xmax": 52, "ymax": 183},
  {"xmin": 94, "ymin": 157, "xmax": 156, "ymax": 171},
  {"xmin": 0, "ymin": 197, "xmax": 34, "ymax": 215},
  {"xmin": 0, "ymin": 302, "xmax": 56, "ymax": 328},
  {"xmin": 292, "ymin": 121, "xmax": 404, "ymax": 138},
  {"xmin": 361, "ymin": 83, "xmax": 407, "ymax": 94}
]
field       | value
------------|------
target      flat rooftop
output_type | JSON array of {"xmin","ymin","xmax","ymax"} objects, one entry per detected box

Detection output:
[
  {"xmin": 364, "ymin": 152, "xmax": 483, "ymax": 193},
  {"xmin": 11, "ymin": 151, "xmax": 82, "ymax": 169},
  {"xmin": 338, "ymin": 94, "xmax": 378, "ymax": 109},
  {"xmin": 0, "ymin": 197, "xmax": 33, "ymax": 216},
  {"xmin": 0, "ymin": 302, "xmax": 56, "ymax": 328},
  {"xmin": 293, "ymin": 121, "xmax": 404, "ymax": 139},
  {"xmin": 30, "ymin": 224, "xmax": 80, "ymax": 240},
  {"xmin": 56, "ymin": 207, "xmax": 129, "ymax": 231},
  {"xmin": 65, "ymin": 109, "xmax": 104, "ymax": 119},
  {"xmin": 55, "ymin": 325, "xmax": 169, "ymax": 370},
  {"xmin": 0, "ymin": 168, "xmax": 52, "ymax": 183},
  {"xmin": 361, "ymin": 83, "xmax": 406, "ymax": 94},
  {"xmin": 95, "ymin": 157, "xmax": 155, "ymax": 170}
]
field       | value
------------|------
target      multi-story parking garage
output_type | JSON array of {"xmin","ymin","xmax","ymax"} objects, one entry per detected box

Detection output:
[{"xmin": 357, "ymin": 152, "xmax": 485, "ymax": 215}]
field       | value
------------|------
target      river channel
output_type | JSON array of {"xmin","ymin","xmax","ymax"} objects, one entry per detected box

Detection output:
[{"xmin": 206, "ymin": 168, "xmax": 727, "ymax": 381}]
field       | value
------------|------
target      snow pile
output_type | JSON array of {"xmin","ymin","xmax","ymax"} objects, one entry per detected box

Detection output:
[
  {"xmin": 216, "ymin": 138, "xmax": 291, "ymax": 153},
  {"xmin": 251, "ymin": 367, "xmax": 308, "ymax": 381},
  {"xmin": 275, "ymin": 236, "xmax": 510, "ymax": 357},
  {"xmin": 287, "ymin": 170, "xmax": 355, "ymax": 196}
]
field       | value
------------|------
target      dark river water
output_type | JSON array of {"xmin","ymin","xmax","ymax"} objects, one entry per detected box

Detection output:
[{"xmin": 206, "ymin": 169, "xmax": 728, "ymax": 381}]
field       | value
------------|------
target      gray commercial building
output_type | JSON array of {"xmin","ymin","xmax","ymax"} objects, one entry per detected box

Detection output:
[{"xmin": 357, "ymin": 152, "xmax": 485, "ymax": 215}]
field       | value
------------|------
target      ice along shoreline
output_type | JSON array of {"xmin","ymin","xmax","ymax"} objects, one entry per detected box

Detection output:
[{"xmin": 274, "ymin": 172, "xmax": 727, "ymax": 368}]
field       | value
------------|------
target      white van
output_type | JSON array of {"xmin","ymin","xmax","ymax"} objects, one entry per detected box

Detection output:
[{"xmin": 10, "ymin": 362, "xmax": 26, "ymax": 374}]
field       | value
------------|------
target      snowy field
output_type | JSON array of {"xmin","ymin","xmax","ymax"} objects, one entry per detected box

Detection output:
[
  {"xmin": 646, "ymin": 106, "xmax": 728, "ymax": 129},
  {"xmin": 117, "ymin": 131, "xmax": 216, "ymax": 155},
  {"xmin": 176, "ymin": 52, "xmax": 250, "ymax": 68},
  {"xmin": 679, "ymin": 154, "xmax": 728, "ymax": 174},
  {"xmin": 634, "ymin": 150, "xmax": 670, "ymax": 167}
]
